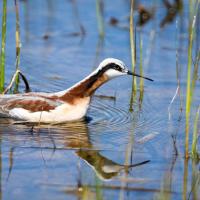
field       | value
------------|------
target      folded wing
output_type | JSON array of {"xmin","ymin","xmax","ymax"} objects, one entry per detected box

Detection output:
[{"xmin": 0, "ymin": 93, "xmax": 61, "ymax": 118}]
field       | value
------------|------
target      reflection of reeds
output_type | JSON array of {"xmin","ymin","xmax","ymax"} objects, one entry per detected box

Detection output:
[
  {"xmin": 191, "ymin": 106, "xmax": 200, "ymax": 159},
  {"xmin": 0, "ymin": 0, "xmax": 7, "ymax": 92},
  {"xmin": 120, "ymin": 112, "xmax": 136, "ymax": 200},
  {"xmin": 71, "ymin": 0, "xmax": 86, "ymax": 37},
  {"xmin": 95, "ymin": 176, "xmax": 103, "ymax": 200},
  {"xmin": 183, "ymin": 158, "xmax": 189, "ymax": 200},
  {"xmin": 154, "ymin": 173, "xmax": 171, "ymax": 200},
  {"xmin": 168, "ymin": 20, "xmax": 183, "ymax": 120},
  {"xmin": 189, "ymin": 160, "xmax": 200, "ymax": 199}
]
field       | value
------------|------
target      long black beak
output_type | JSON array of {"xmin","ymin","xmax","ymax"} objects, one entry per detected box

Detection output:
[{"xmin": 127, "ymin": 70, "xmax": 154, "ymax": 82}]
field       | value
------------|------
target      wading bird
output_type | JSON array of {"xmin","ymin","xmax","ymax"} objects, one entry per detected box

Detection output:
[{"xmin": 0, "ymin": 58, "xmax": 153, "ymax": 123}]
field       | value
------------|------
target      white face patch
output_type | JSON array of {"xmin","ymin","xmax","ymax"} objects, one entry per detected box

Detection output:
[
  {"xmin": 105, "ymin": 68, "xmax": 126, "ymax": 79},
  {"xmin": 96, "ymin": 58, "xmax": 128, "ymax": 79}
]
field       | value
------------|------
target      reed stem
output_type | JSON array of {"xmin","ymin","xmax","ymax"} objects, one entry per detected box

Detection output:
[
  {"xmin": 139, "ymin": 35, "xmax": 143, "ymax": 90},
  {"xmin": 130, "ymin": 0, "xmax": 137, "ymax": 93},
  {"xmin": 0, "ymin": 0, "xmax": 7, "ymax": 92},
  {"xmin": 96, "ymin": 0, "xmax": 104, "ymax": 38},
  {"xmin": 191, "ymin": 50, "xmax": 200, "ymax": 97},
  {"xmin": 185, "ymin": 0, "xmax": 198, "ymax": 158},
  {"xmin": 14, "ymin": 0, "xmax": 21, "ymax": 91},
  {"xmin": 139, "ymin": 32, "xmax": 144, "ymax": 104}
]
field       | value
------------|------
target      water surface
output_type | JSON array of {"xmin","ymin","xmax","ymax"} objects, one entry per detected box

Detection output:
[{"xmin": 0, "ymin": 0, "xmax": 200, "ymax": 199}]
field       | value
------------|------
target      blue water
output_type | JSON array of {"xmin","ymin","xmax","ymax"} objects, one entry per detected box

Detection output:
[{"xmin": 0, "ymin": 0, "xmax": 199, "ymax": 199}]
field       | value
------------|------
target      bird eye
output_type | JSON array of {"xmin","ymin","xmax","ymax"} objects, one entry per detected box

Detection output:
[{"xmin": 115, "ymin": 65, "xmax": 121, "ymax": 71}]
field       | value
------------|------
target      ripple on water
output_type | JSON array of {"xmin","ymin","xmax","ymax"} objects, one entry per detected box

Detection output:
[
  {"xmin": 0, "ymin": 94, "xmax": 165, "ymax": 153},
  {"xmin": 88, "ymin": 97, "xmax": 164, "ymax": 133},
  {"xmin": 89, "ymin": 99, "xmax": 134, "ymax": 130},
  {"xmin": 86, "ymin": 96, "xmax": 167, "ymax": 152}
]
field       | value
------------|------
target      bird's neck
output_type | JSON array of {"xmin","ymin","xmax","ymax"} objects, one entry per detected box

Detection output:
[{"xmin": 60, "ymin": 71, "xmax": 109, "ymax": 103}]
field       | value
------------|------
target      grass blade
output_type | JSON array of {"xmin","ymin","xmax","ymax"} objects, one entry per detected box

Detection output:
[
  {"xmin": 130, "ymin": 0, "xmax": 137, "ymax": 93},
  {"xmin": 14, "ymin": 0, "xmax": 21, "ymax": 92},
  {"xmin": 191, "ymin": 106, "xmax": 200, "ymax": 159},
  {"xmin": 185, "ymin": 0, "xmax": 199, "ymax": 158},
  {"xmin": 0, "ymin": 0, "xmax": 7, "ymax": 92},
  {"xmin": 96, "ymin": 0, "xmax": 104, "ymax": 38},
  {"xmin": 139, "ymin": 32, "xmax": 144, "ymax": 104}
]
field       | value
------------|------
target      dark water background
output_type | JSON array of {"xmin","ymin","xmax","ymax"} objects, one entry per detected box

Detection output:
[{"xmin": 0, "ymin": 0, "xmax": 200, "ymax": 199}]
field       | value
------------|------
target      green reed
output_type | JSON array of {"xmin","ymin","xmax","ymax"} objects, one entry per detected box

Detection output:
[
  {"xmin": 191, "ymin": 106, "xmax": 200, "ymax": 159},
  {"xmin": 95, "ymin": 176, "xmax": 103, "ymax": 200},
  {"xmin": 0, "ymin": 0, "xmax": 7, "ymax": 92},
  {"xmin": 191, "ymin": 52, "xmax": 200, "ymax": 159},
  {"xmin": 185, "ymin": 0, "xmax": 199, "ymax": 158},
  {"xmin": 129, "ymin": 0, "xmax": 137, "ymax": 111},
  {"xmin": 14, "ymin": 0, "xmax": 21, "ymax": 91},
  {"xmin": 130, "ymin": 0, "xmax": 137, "ymax": 93},
  {"xmin": 139, "ymin": 32, "xmax": 144, "ymax": 103},
  {"xmin": 191, "ymin": 51, "xmax": 200, "ymax": 97},
  {"xmin": 96, "ymin": 0, "xmax": 104, "ymax": 38},
  {"xmin": 190, "ymin": 160, "xmax": 200, "ymax": 200}
]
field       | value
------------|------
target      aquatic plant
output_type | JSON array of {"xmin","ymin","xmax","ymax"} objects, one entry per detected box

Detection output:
[
  {"xmin": 129, "ymin": 0, "xmax": 137, "ymax": 111},
  {"xmin": 14, "ymin": 0, "xmax": 21, "ymax": 91},
  {"xmin": 154, "ymin": 173, "xmax": 172, "ymax": 200},
  {"xmin": 168, "ymin": 20, "xmax": 183, "ymax": 120},
  {"xmin": 130, "ymin": 0, "xmax": 136, "ymax": 93},
  {"xmin": 96, "ymin": 0, "xmax": 104, "ymax": 38},
  {"xmin": 95, "ymin": 176, "xmax": 103, "ymax": 200},
  {"xmin": 0, "ymin": 0, "xmax": 30, "ymax": 94},
  {"xmin": 139, "ymin": 32, "xmax": 144, "ymax": 103},
  {"xmin": 185, "ymin": 0, "xmax": 199, "ymax": 158},
  {"xmin": 183, "ymin": 159, "xmax": 189, "ymax": 200},
  {"xmin": 191, "ymin": 106, "xmax": 200, "ymax": 159},
  {"xmin": 189, "ymin": 160, "xmax": 200, "ymax": 199},
  {"xmin": 0, "ymin": 0, "xmax": 7, "ymax": 92}
]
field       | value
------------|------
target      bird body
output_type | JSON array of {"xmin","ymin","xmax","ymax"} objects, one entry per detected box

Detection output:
[
  {"xmin": 0, "ymin": 58, "xmax": 153, "ymax": 123},
  {"xmin": 0, "ymin": 93, "xmax": 91, "ymax": 122}
]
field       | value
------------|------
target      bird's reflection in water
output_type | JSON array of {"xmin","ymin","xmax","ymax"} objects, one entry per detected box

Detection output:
[
  {"xmin": 76, "ymin": 150, "xmax": 149, "ymax": 180},
  {"xmin": 6, "ymin": 117, "xmax": 149, "ymax": 181},
  {"xmin": 36, "ymin": 117, "xmax": 149, "ymax": 180}
]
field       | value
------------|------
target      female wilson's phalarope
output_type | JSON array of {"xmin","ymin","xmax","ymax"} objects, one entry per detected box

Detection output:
[{"xmin": 0, "ymin": 58, "xmax": 153, "ymax": 123}]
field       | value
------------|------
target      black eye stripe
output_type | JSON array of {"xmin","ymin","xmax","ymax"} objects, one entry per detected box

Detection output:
[
  {"xmin": 105, "ymin": 63, "xmax": 123, "ymax": 71},
  {"xmin": 94, "ymin": 62, "xmax": 124, "ymax": 80}
]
